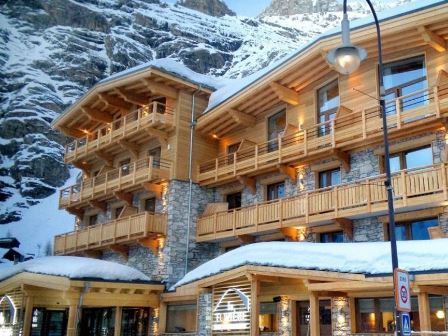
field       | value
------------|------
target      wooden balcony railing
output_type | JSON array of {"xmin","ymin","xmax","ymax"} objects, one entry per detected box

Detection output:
[
  {"xmin": 64, "ymin": 101, "xmax": 174, "ymax": 163},
  {"xmin": 54, "ymin": 212, "xmax": 166, "ymax": 255},
  {"xmin": 198, "ymin": 83, "xmax": 448, "ymax": 185},
  {"xmin": 59, "ymin": 156, "xmax": 171, "ymax": 208},
  {"xmin": 197, "ymin": 163, "xmax": 448, "ymax": 242}
]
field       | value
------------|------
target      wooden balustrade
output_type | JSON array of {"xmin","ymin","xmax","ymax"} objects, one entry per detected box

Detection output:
[
  {"xmin": 58, "ymin": 156, "xmax": 171, "ymax": 208},
  {"xmin": 64, "ymin": 102, "xmax": 174, "ymax": 163},
  {"xmin": 54, "ymin": 212, "xmax": 167, "ymax": 255},
  {"xmin": 198, "ymin": 84, "xmax": 448, "ymax": 185},
  {"xmin": 197, "ymin": 163, "xmax": 448, "ymax": 242}
]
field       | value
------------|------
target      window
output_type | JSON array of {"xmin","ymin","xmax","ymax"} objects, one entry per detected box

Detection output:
[
  {"xmin": 296, "ymin": 300, "xmax": 332, "ymax": 336},
  {"xmin": 114, "ymin": 207, "xmax": 124, "ymax": 219},
  {"xmin": 383, "ymin": 56, "xmax": 428, "ymax": 115},
  {"xmin": 318, "ymin": 168, "xmax": 341, "ymax": 188},
  {"xmin": 89, "ymin": 214, "xmax": 98, "ymax": 226},
  {"xmin": 387, "ymin": 146, "xmax": 433, "ymax": 173},
  {"xmin": 259, "ymin": 302, "xmax": 278, "ymax": 332},
  {"xmin": 80, "ymin": 308, "xmax": 115, "ymax": 336},
  {"xmin": 227, "ymin": 142, "xmax": 240, "ymax": 164},
  {"xmin": 166, "ymin": 304, "xmax": 197, "ymax": 333},
  {"xmin": 226, "ymin": 192, "xmax": 241, "ymax": 210},
  {"xmin": 121, "ymin": 308, "xmax": 150, "ymax": 336},
  {"xmin": 144, "ymin": 198, "xmax": 156, "ymax": 213},
  {"xmin": 317, "ymin": 79, "xmax": 339, "ymax": 136},
  {"xmin": 320, "ymin": 231, "xmax": 344, "ymax": 243},
  {"xmin": 152, "ymin": 97, "xmax": 167, "ymax": 114},
  {"xmin": 267, "ymin": 182, "xmax": 285, "ymax": 201},
  {"xmin": 391, "ymin": 218, "xmax": 439, "ymax": 241},
  {"xmin": 267, "ymin": 110, "xmax": 286, "ymax": 151},
  {"xmin": 120, "ymin": 158, "xmax": 131, "ymax": 176},
  {"xmin": 31, "ymin": 308, "xmax": 68, "ymax": 336},
  {"xmin": 148, "ymin": 147, "xmax": 161, "ymax": 168}
]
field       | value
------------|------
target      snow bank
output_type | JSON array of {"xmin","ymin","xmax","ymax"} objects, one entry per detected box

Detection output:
[
  {"xmin": 0, "ymin": 256, "xmax": 151, "ymax": 282},
  {"xmin": 173, "ymin": 239, "xmax": 448, "ymax": 288},
  {"xmin": 205, "ymin": 0, "xmax": 445, "ymax": 113},
  {"xmin": 100, "ymin": 58, "xmax": 230, "ymax": 90}
]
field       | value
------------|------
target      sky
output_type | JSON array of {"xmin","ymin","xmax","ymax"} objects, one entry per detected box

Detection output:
[{"xmin": 163, "ymin": 0, "xmax": 272, "ymax": 17}]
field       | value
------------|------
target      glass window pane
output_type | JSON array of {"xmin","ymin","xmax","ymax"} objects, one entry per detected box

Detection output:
[
  {"xmin": 166, "ymin": 304, "xmax": 197, "ymax": 333},
  {"xmin": 389, "ymin": 155, "xmax": 401, "ymax": 173},
  {"xmin": 395, "ymin": 224, "xmax": 408, "ymax": 241},
  {"xmin": 405, "ymin": 146, "xmax": 432, "ymax": 170},
  {"xmin": 331, "ymin": 169, "xmax": 341, "ymax": 185},
  {"xmin": 318, "ymin": 80, "xmax": 339, "ymax": 114},
  {"xmin": 411, "ymin": 218, "xmax": 438, "ymax": 240}
]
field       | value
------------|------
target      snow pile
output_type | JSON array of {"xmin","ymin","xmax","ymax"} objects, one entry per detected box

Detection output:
[
  {"xmin": 173, "ymin": 239, "xmax": 448, "ymax": 288},
  {"xmin": 0, "ymin": 256, "xmax": 151, "ymax": 282},
  {"xmin": 205, "ymin": 0, "xmax": 444, "ymax": 113}
]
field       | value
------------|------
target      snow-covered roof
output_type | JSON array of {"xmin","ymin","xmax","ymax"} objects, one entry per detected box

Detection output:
[
  {"xmin": 173, "ymin": 239, "xmax": 448, "ymax": 288},
  {"xmin": 204, "ymin": 0, "xmax": 446, "ymax": 113},
  {"xmin": 0, "ymin": 256, "xmax": 152, "ymax": 283},
  {"xmin": 100, "ymin": 58, "xmax": 229, "ymax": 91}
]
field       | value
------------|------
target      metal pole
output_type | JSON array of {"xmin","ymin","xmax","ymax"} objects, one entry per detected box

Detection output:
[{"xmin": 343, "ymin": 0, "xmax": 401, "ymax": 334}]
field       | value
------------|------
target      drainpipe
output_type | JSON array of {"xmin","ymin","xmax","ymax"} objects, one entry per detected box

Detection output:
[
  {"xmin": 185, "ymin": 84, "xmax": 202, "ymax": 276},
  {"xmin": 75, "ymin": 282, "xmax": 90, "ymax": 334}
]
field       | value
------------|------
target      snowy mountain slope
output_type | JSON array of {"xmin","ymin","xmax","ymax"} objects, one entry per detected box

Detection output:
[{"xmin": 0, "ymin": 0, "xmax": 417, "ymax": 255}]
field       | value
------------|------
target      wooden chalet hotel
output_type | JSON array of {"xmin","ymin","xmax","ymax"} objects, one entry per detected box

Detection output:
[{"xmin": 2, "ymin": 0, "xmax": 448, "ymax": 335}]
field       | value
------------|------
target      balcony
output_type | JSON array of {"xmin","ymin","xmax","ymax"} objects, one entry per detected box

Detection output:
[
  {"xmin": 198, "ymin": 83, "xmax": 448, "ymax": 186},
  {"xmin": 59, "ymin": 156, "xmax": 171, "ymax": 209},
  {"xmin": 64, "ymin": 101, "xmax": 174, "ymax": 164},
  {"xmin": 54, "ymin": 212, "xmax": 166, "ymax": 255},
  {"xmin": 197, "ymin": 163, "xmax": 448, "ymax": 242}
]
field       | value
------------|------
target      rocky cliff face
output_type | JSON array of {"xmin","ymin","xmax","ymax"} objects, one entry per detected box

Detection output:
[
  {"xmin": 261, "ymin": 0, "xmax": 343, "ymax": 16},
  {"xmin": 177, "ymin": 0, "xmax": 236, "ymax": 17}
]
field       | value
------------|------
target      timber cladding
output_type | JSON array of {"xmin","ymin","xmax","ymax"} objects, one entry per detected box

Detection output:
[{"xmin": 212, "ymin": 277, "xmax": 251, "ymax": 334}]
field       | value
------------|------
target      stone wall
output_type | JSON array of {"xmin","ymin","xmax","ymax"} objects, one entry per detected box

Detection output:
[
  {"xmin": 197, "ymin": 290, "xmax": 213, "ymax": 336},
  {"xmin": 331, "ymin": 297, "xmax": 351, "ymax": 336}
]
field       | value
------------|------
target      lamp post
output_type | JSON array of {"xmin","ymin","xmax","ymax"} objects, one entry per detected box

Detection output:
[{"xmin": 326, "ymin": 1, "xmax": 403, "ymax": 335}]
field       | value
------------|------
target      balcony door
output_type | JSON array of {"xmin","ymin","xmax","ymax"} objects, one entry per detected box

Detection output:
[
  {"xmin": 383, "ymin": 55, "xmax": 427, "ymax": 115},
  {"xmin": 31, "ymin": 308, "xmax": 68, "ymax": 336},
  {"xmin": 317, "ymin": 79, "xmax": 339, "ymax": 136},
  {"xmin": 148, "ymin": 147, "xmax": 161, "ymax": 168},
  {"xmin": 267, "ymin": 110, "xmax": 286, "ymax": 152},
  {"xmin": 296, "ymin": 300, "xmax": 332, "ymax": 336}
]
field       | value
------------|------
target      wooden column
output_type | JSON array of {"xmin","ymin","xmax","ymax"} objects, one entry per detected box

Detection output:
[
  {"xmin": 309, "ymin": 292, "xmax": 320, "ymax": 336},
  {"xmin": 418, "ymin": 292, "xmax": 431, "ymax": 332},
  {"xmin": 66, "ymin": 304, "xmax": 78, "ymax": 336},
  {"xmin": 250, "ymin": 276, "xmax": 260, "ymax": 336},
  {"xmin": 159, "ymin": 302, "xmax": 167, "ymax": 333},
  {"xmin": 23, "ymin": 296, "xmax": 33, "ymax": 336},
  {"xmin": 114, "ymin": 306, "xmax": 122, "ymax": 336}
]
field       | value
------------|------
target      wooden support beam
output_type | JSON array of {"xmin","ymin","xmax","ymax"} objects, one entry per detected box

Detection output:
[
  {"xmin": 418, "ymin": 26, "xmax": 447, "ymax": 52},
  {"xmin": 145, "ymin": 127, "xmax": 168, "ymax": 147},
  {"xmin": 418, "ymin": 292, "xmax": 431, "ymax": 332},
  {"xmin": 336, "ymin": 105, "xmax": 353, "ymax": 118},
  {"xmin": 82, "ymin": 107, "xmax": 113, "ymax": 123},
  {"xmin": 335, "ymin": 218, "xmax": 353, "ymax": 240},
  {"xmin": 95, "ymin": 151, "xmax": 114, "ymax": 167},
  {"xmin": 139, "ymin": 238, "xmax": 159, "ymax": 254},
  {"xmin": 82, "ymin": 250, "xmax": 102, "ymax": 259},
  {"xmin": 66, "ymin": 304, "xmax": 77, "ymax": 336},
  {"xmin": 437, "ymin": 69, "xmax": 448, "ymax": 86},
  {"xmin": 229, "ymin": 109, "xmax": 256, "ymax": 127},
  {"xmin": 109, "ymin": 244, "xmax": 129, "ymax": 259},
  {"xmin": 89, "ymin": 200, "xmax": 107, "ymax": 211},
  {"xmin": 277, "ymin": 164, "xmax": 297, "ymax": 183},
  {"xmin": 67, "ymin": 207, "xmax": 84, "ymax": 220},
  {"xmin": 256, "ymin": 275, "xmax": 280, "ymax": 283},
  {"xmin": 270, "ymin": 82, "xmax": 300, "ymax": 105},
  {"xmin": 280, "ymin": 227, "xmax": 299, "ymax": 241},
  {"xmin": 236, "ymin": 175, "xmax": 256, "ymax": 194},
  {"xmin": 98, "ymin": 93, "xmax": 133, "ymax": 110},
  {"xmin": 142, "ymin": 182, "xmax": 163, "ymax": 199},
  {"xmin": 250, "ymin": 275, "xmax": 260, "ymax": 336},
  {"xmin": 114, "ymin": 191, "xmax": 133, "ymax": 206},
  {"xmin": 142, "ymin": 79, "xmax": 178, "ymax": 99},
  {"xmin": 23, "ymin": 296, "xmax": 33, "ymax": 336},
  {"xmin": 59, "ymin": 126, "xmax": 87, "ymax": 138},
  {"xmin": 414, "ymin": 285, "xmax": 448, "ymax": 295},
  {"xmin": 332, "ymin": 149, "xmax": 350, "ymax": 172},
  {"xmin": 309, "ymin": 291, "xmax": 320, "ymax": 336},
  {"xmin": 115, "ymin": 88, "xmax": 148, "ymax": 106},
  {"xmin": 316, "ymin": 291, "xmax": 347, "ymax": 298},
  {"xmin": 72, "ymin": 160, "xmax": 91, "ymax": 177},
  {"xmin": 119, "ymin": 140, "xmax": 139, "ymax": 160},
  {"xmin": 237, "ymin": 234, "xmax": 255, "ymax": 244}
]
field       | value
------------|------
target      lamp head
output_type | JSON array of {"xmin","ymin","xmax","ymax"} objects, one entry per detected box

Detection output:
[{"xmin": 326, "ymin": 13, "xmax": 367, "ymax": 75}]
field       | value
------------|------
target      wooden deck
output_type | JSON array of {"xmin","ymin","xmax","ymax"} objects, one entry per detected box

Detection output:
[
  {"xmin": 64, "ymin": 102, "xmax": 174, "ymax": 163},
  {"xmin": 197, "ymin": 163, "xmax": 448, "ymax": 242},
  {"xmin": 198, "ymin": 84, "xmax": 448, "ymax": 186},
  {"xmin": 59, "ymin": 156, "xmax": 171, "ymax": 209},
  {"xmin": 54, "ymin": 212, "xmax": 166, "ymax": 255}
]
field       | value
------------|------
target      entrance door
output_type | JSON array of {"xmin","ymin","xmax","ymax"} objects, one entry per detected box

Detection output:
[
  {"xmin": 296, "ymin": 300, "xmax": 332, "ymax": 336},
  {"xmin": 31, "ymin": 308, "xmax": 68, "ymax": 336}
]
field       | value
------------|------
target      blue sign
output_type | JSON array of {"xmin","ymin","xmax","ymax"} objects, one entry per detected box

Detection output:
[{"xmin": 401, "ymin": 312, "xmax": 411, "ymax": 336}]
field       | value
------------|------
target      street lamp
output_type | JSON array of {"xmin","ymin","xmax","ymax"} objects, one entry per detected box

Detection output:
[{"xmin": 327, "ymin": 0, "xmax": 403, "ymax": 335}]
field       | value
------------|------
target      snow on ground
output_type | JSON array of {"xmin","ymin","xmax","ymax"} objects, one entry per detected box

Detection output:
[
  {"xmin": 0, "ymin": 255, "xmax": 150, "ymax": 282},
  {"xmin": 0, "ymin": 170, "xmax": 78, "ymax": 258},
  {"xmin": 173, "ymin": 239, "xmax": 448, "ymax": 288}
]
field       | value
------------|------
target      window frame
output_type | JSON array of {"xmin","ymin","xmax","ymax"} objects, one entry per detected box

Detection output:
[
  {"xmin": 382, "ymin": 145, "xmax": 433, "ymax": 173},
  {"xmin": 266, "ymin": 181, "xmax": 285, "ymax": 201},
  {"xmin": 387, "ymin": 217, "xmax": 439, "ymax": 241},
  {"xmin": 316, "ymin": 78, "xmax": 340, "ymax": 136},
  {"xmin": 318, "ymin": 167, "xmax": 341, "ymax": 189}
]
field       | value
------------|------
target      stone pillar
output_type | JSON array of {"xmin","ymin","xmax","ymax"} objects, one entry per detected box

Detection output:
[
  {"xmin": 278, "ymin": 296, "xmax": 292, "ymax": 336},
  {"xmin": 197, "ymin": 289, "xmax": 213, "ymax": 336},
  {"xmin": 331, "ymin": 297, "xmax": 351, "ymax": 336}
]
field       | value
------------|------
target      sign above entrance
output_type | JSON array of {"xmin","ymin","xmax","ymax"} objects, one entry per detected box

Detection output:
[{"xmin": 394, "ymin": 268, "xmax": 411, "ymax": 312}]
